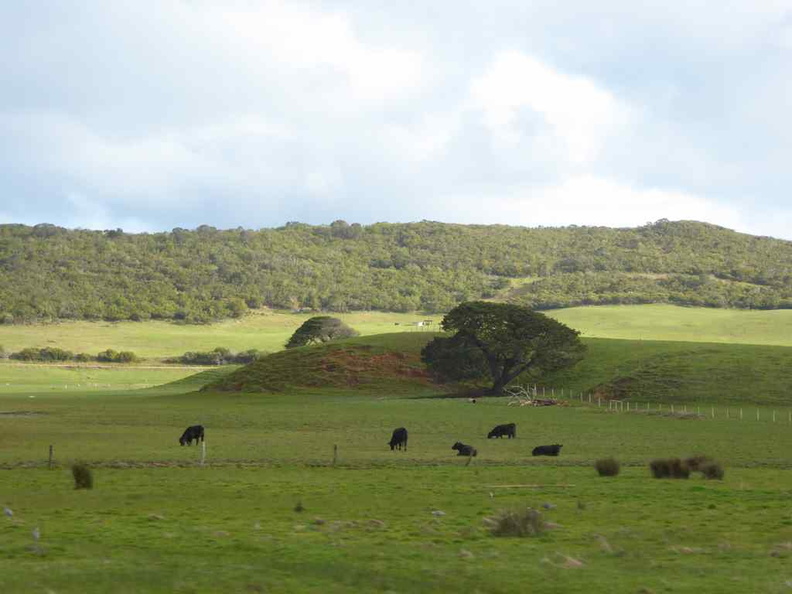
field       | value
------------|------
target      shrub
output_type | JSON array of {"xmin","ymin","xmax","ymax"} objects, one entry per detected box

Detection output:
[
  {"xmin": 484, "ymin": 507, "xmax": 547, "ymax": 537},
  {"xmin": 72, "ymin": 463, "xmax": 94, "ymax": 490},
  {"xmin": 685, "ymin": 455, "xmax": 712, "ymax": 472},
  {"xmin": 96, "ymin": 349, "xmax": 139, "ymax": 363},
  {"xmin": 11, "ymin": 347, "xmax": 74, "ymax": 362},
  {"xmin": 73, "ymin": 352, "xmax": 94, "ymax": 362},
  {"xmin": 649, "ymin": 458, "xmax": 689, "ymax": 479},
  {"xmin": 594, "ymin": 458, "xmax": 620, "ymax": 477},
  {"xmin": 699, "ymin": 461, "xmax": 725, "ymax": 480}
]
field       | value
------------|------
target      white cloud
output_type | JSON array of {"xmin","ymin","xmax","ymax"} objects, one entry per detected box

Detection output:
[
  {"xmin": 434, "ymin": 176, "xmax": 746, "ymax": 231},
  {"xmin": 469, "ymin": 51, "xmax": 631, "ymax": 164}
]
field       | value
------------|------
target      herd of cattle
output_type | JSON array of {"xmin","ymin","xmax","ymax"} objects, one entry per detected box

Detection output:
[
  {"xmin": 388, "ymin": 423, "xmax": 563, "ymax": 458},
  {"xmin": 179, "ymin": 422, "xmax": 562, "ymax": 458}
]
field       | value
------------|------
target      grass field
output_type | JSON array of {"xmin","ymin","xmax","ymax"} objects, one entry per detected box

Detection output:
[
  {"xmin": 1, "ymin": 305, "xmax": 791, "ymax": 592},
  {"xmin": 2, "ymin": 305, "xmax": 792, "ymax": 362},
  {"xmin": 0, "ymin": 381, "xmax": 791, "ymax": 593}
]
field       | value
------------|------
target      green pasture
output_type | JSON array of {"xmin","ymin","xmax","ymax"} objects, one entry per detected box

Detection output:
[
  {"xmin": 550, "ymin": 304, "xmax": 792, "ymax": 346},
  {"xmin": 2, "ymin": 305, "xmax": 792, "ymax": 362},
  {"xmin": 0, "ymin": 310, "xmax": 435, "ymax": 359},
  {"xmin": 0, "ymin": 381, "xmax": 791, "ymax": 593},
  {"xmin": 0, "ymin": 361, "xmax": 209, "ymax": 393}
]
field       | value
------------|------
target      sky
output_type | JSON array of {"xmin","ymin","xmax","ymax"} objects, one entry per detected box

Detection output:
[{"xmin": 1, "ymin": 0, "xmax": 791, "ymax": 239}]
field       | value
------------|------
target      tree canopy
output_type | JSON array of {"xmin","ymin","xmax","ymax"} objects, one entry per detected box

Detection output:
[
  {"xmin": 423, "ymin": 301, "xmax": 586, "ymax": 394},
  {"xmin": 285, "ymin": 316, "xmax": 359, "ymax": 348}
]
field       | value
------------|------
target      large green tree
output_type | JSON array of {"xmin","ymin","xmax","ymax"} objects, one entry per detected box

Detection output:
[
  {"xmin": 423, "ymin": 301, "xmax": 586, "ymax": 395},
  {"xmin": 285, "ymin": 316, "xmax": 359, "ymax": 348}
]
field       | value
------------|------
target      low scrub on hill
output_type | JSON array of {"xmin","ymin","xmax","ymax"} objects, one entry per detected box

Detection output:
[{"xmin": 1, "ymin": 219, "xmax": 791, "ymax": 324}]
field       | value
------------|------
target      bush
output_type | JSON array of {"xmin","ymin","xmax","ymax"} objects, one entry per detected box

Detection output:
[
  {"xmin": 684, "ymin": 455, "xmax": 712, "ymax": 472},
  {"xmin": 484, "ymin": 507, "xmax": 547, "ymax": 537},
  {"xmin": 73, "ymin": 352, "xmax": 94, "ymax": 362},
  {"xmin": 699, "ymin": 461, "xmax": 725, "ymax": 480},
  {"xmin": 96, "ymin": 349, "xmax": 139, "ymax": 363},
  {"xmin": 594, "ymin": 458, "xmax": 620, "ymax": 477},
  {"xmin": 11, "ymin": 347, "xmax": 74, "ymax": 362},
  {"xmin": 167, "ymin": 347, "xmax": 265, "ymax": 365},
  {"xmin": 232, "ymin": 349, "xmax": 265, "ymax": 364},
  {"xmin": 649, "ymin": 458, "xmax": 690, "ymax": 479},
  {"xmin": 72, "ymin": 463, "xmax": 94, "ymax": 490}
]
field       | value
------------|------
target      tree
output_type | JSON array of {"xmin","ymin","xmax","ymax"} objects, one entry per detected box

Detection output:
[
  {"xmin": 423, "ymin": 301, "xmax": 586, "ymax": 395},
  {"xmin": 285, "ymin": 316, "xmax": 359, "ymax": 348}
]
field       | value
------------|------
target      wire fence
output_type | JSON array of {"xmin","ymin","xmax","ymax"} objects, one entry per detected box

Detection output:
[{"xmin": 504, "ymin": 384, "xmax": 792, "ymax": 424}]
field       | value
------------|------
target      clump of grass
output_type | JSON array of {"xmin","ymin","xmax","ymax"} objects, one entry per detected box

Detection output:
[
  {"xmin": 484, "ymin": 507, "xmax": 547, "ymax": 537},
  {"xmin": 594, "ymin": 458, "xmax": 620, "ymax": 477},
  {"xmin": 649, "ymin": 458, "xmax": 689, "ymax": 479},
  {"xmin": 699, "ymin": 461, "xmax": 725, "ymax": 480},
  {"xmin": 71, "ymin": 463, "xmax": 94, "ymax": 490}
]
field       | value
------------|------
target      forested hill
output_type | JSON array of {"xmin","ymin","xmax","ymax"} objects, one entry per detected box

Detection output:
[{"xmin": 1, "ymin": 219, "xmax": 791, "ymax": 323}]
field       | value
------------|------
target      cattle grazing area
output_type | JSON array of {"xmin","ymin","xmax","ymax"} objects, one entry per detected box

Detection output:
[{"xmin": 0, "ymin": 377, "xmax": 791, "ymax": 594}]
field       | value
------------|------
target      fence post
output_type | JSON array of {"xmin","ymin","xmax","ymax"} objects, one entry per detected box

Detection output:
[
  {"xmin": 200, "ymin": 440, "xmax": 206, "ymax": 466},
  {"xmin": 740, "ymin": 408, "xmax": 743, "ymax": 420},
  {"xmin": 773, "ymin": 410, "xmax": 776, "ymax": 423},
  {"xmin": 711, "ymin": 406, "xmax": 715, "ymax": 419},
  {"xmin": 333, "ymin": 444, "xmax": 338, "ymax": 466},
  {"xmin": 756, "ymin": 409, "xmax": 760, "ymax": 421},
  {"xmin": 48, "ymin": 445, "xmax": 53, "ymax": 470}
]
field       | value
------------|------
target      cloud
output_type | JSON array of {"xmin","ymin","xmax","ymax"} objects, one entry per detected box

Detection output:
[
  {"xmin": 469, "ymin": 51, "xmax": 631, "ymax": 164},
  {"xmin": 430, "ymin": 175, "xmax": 746, "ymax": 230},
  {"xmin": 0, "ymin": 1, "xmax": 791, "ymax": 240}
]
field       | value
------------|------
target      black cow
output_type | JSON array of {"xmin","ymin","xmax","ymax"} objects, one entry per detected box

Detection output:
[
  {"xmin": 179, "ymin": 425, "xmax": 205, "ymax": 446},
  {"xmin": 488, "ymin": 423, "xmax": 516, "ymax": 439},
  {"xmin": 452, "ymin": 441, "xmax": 477, "ymax": 457},
  {"xmin": 532, "ymin": 444, "xmax": 562, "ymax": 456},
  {"xmin": 389, "ymin": 427, "xmax": 408, "ymax": 451}
]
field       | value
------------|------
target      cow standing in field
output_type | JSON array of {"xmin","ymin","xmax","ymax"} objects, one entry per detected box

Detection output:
[
  {"xmin": 532, "ymin": 444, "xmax": 562, "ymax": 456},
  {"xmin": 452, "ymin": 441, "xmax": 477, "ymax": 457},
  {"xmin": 179, "ymin": 425, "xmax": 205, "ymax": 446},
  {"xmin": 487, "ymin": 423, "xmax": 517, "ymax": 439},
  {"xmin": 389, "ymin": 427, "xmax": 408, "ymax": 451}
]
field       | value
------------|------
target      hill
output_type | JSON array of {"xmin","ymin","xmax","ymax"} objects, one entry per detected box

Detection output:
[
  {"xmin": 205, "ymin": 333, "xmax": 437, "ymax": 395},
  {"xmin": 202, "ymin": 333, "xmax": 792, "ymax": 405},
  {"xmin": 1, "ymin": 219, "xmax": 791, "ymax": 323}
]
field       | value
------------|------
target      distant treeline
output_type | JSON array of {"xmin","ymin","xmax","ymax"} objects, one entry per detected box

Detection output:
[
  {"xmin": 0, "ymin": 345, "xmax": 265, "ymax": 365},
  {"xmin": 0, "ymin": 219, "xmax": 790, "ymax": 323}
]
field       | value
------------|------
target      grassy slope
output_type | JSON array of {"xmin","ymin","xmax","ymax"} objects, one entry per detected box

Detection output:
[
  {"xmin": 545, "ymin": 338, "xmax": 792, "ymax": 405},
  {"xmin": 207, "ymin": 333, "xmax": 436, "ymax": 395},
  {"xmin": 2, "ymin": 305, "xmax": 792, "ymax": 361}
]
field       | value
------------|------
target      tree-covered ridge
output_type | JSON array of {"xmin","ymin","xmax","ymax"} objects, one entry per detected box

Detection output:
[{"xmin": 0, "ymin": 219, "xmax": 790, "ymax": 323}]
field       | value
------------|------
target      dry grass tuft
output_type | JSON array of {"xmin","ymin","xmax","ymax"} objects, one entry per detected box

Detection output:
[{"xmin": 484, "ymin": 507, "xmax": 548, "ymax": 537}]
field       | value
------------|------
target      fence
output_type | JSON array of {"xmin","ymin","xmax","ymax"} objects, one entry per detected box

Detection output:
[{"xmin": 505, "ymin": 384, "xmax": 792, "ymax": 425}]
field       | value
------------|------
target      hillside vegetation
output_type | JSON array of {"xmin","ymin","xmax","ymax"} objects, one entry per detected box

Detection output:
[{"xmin": 1, "ymin": 219, "xmax": 791, "ymax": 323}]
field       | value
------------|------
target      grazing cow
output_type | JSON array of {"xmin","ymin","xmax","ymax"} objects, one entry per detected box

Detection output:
[
  {"xmin": 487, "ymin": 423, "xmax": 517, "ymax": 439},
  {"xmin": 179, "ymin": 425, "xmax": 205, "ymax": 446},
  {"xmin": 452, "ymin": 441, "xmax": 478, "ymax": 457},
  {"xmin": 532, "ymin": 444, "xmax": 562, "ymax": 456},
  {"xmin": 388, "ymin": 427, "xmax": 408, "ymax": 451}
]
